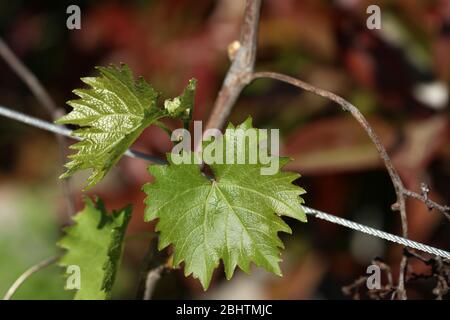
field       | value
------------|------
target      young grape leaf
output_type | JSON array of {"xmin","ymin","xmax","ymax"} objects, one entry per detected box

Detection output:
[
  {"xmin": 58, "ymin": 197, "xmax": 131, "ymax": 300},
  {"xmin": 56, "ymin": 64, "xmax": 183, "ymax": 190},
  {"xmin": 164, "ymin": 78, "xmax": 196, "ymax": 127},
  {"xmin": 143, "ymin": 118, "xmax": 306, "ymax": 290}
]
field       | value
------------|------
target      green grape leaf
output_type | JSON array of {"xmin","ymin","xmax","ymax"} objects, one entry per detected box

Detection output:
[
  {"xmin": 58, "ymin": 197, "xmax": 131, "ymax": 300},
  {"xmin": 164, "ymin": 78, "xmax": 196, "ymax": 127},
  {"xmin": 143, "ymin": 117, "xmax": 306, "ymax": 290},
  {"xmin": 56, "ymin": 64, "xmax": 164, "ymax": 190}
]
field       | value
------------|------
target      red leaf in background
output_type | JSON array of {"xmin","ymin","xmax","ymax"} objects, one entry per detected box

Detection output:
[{"xmin": 283, "ymin": 116, "xmax": 396, "ymax": 175}]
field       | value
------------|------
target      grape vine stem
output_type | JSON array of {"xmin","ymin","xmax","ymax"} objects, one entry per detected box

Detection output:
[{"xmin": 2, "ymin": 256, "xmax": 59, "ymax": 300}]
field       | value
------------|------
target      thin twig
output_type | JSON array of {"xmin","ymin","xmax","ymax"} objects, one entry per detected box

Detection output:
[
  {"xmin": 342, "ymin": 258, "xmax": 396, "ymax": 300},
  {"xmin": 249, "ymin": 71, "xmax": 447, "ymax": 299},
  {"xmin": 0, "ymin": 37, "xmax": 75, "ymax": 216},
  {"xmin": 396, "ymin": 255, "xmax": 408, "ymax": 299},
  {"xmin": 143, "ymin": 265, "xmax": 165, "ymax": 300},
  {"xmin": 403, "ymin": 189, "xmax": 450, "ymax": 220},
  {"xmin": 200, "ymin": 0, "xmax": 261, "ymax": 142},
  {"xmin": 3, "ymin": 256, "xmax": 59, "ymax": 300},
  {"xmin": 0, "ymin": 39, "xmax": 60, "ymax": 116},
  {"xmin": 251, "ymin": 71, "xmax": 409, "ymax": 227},
  {"xmin": 135, "ymin": 240, "xmax": 169, "ymax": 300}
]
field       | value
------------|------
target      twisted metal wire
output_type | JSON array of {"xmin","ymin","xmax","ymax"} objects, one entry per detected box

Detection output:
[
  {"xmin": 304, "ymin": 206, "xmax": 450, "ymax": 259},
  {"xmin": 1, "ymin": 104, "xmax": 449, "ymax": 260},
  {"xmin": 0, "ymin": 105, "xmax": 165, "ymax": 164}
]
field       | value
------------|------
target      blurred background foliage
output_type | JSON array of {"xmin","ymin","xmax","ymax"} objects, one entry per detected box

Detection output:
[{"xmin": 0, "ymin": 0, "xmax": 449, "ymax": 299}]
